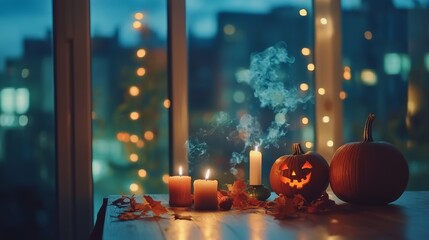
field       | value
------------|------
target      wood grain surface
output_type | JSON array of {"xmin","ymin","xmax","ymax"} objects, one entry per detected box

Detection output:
[{"xmin": 102, "ymin": 191, "xmax": 429, "ymax": 240}]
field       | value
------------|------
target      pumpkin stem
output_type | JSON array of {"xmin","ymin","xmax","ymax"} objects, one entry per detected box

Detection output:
[
  {"xmin": 292, "ymin": 143, "xmax": 305, "ymax": 155},
  {"xmin": 363, "ymin": 114, "xmax": 375, "ymax": 142}
]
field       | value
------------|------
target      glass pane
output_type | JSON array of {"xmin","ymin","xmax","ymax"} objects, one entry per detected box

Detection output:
[
  {"xmin": 187, "ymin": 0, "xmax": 315, "ymax": 187},
  {"xmin": 341, "ymin": 0, "xmax": 429, "ymax": 189},
  {"xmin": 0, "ymin": 0, "xmax": 56, "ymax": 239},
  {"xmin": 90, "ymin": 0, "xmax": 169, "ymax": 217}
]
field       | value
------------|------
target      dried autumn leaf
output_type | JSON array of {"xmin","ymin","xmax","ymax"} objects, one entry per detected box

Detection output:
[
  {"xmin": 130, "ymin": 195, "xmax": 150, "ymax": 212},
  {"xmin": 265, "ymin": 194, "xmax": 298, "ymax": 219},
  {"xmin": 247, "ymin": 196, "xmax": 264, "ymax": 207},
  {"xmin": 112, "ymin": 195, "xmax": 169, "ymax": 221},
  {"xmin": 292, "ymin": 194, "xmax": 307, "ymax": 210},
  {"xmin": 228, "ymin": 179, "xmax": 247, "ymax": 194},
  {"xmin": 227, "ymin": 179, "xmax": 262, "ymax": 209},
  {"xmin": 118, "ymin": 212, "xmax": 142, "ymax": 221},
  {"xmin": 144, "ymin": 195, "xmax": 168, "ymax": 216},
  {"xmin": 307, "ymin": 192, "xmax": 336, "ymax": 213},
  {"xmin": 218, "ymin": 190, "xmax": 229, "ymax": 197},
  {"xmin": 111, "ymin": 195, "xmax": 132, "ymax": 207}
]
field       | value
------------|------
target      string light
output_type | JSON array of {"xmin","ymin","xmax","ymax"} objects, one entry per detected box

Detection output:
[
  {"xmin": 301, "ymin": 48, "xmax": 311, "ymax": 56},
  {"xmin": 116, "ymin": 132, "xmax": 130, "ymax": 142},
  {"xmin": 299, "ymin": 9, "xmax": 308, "ymax": 16},
  {"xmin": 300, "ymin": 83, "xmax": 309, "ymax": 91},
  {"xmin": 162, "ymin": 174, "xmax": 169, "ymax": 184},
  {"xmin": 138, "ymin": 169, "xmax": 147, "ymax": 178},
  {"xmin": 326, "ymin": 140, "xmax": 334, "ymax": 147},
  {"xmin": 163, "ymin": 99, "xmax": 171, "ymax": 108},
  {"xmin": 130, "ymin": 111, "xmax": 140, "ymax": 120},
  {"xmin": 133, "ymin": 21, "xmax": 142, "ymax": 29},
  {"xmin": 134, "ymin": 12, "xmax": 144, "ymax": 20},
  {"xmin": 130, "ymin": 183, "xmax": 139, "ymax": 192},
  {"xmin": 320, "ymin": 18, "xmax": 328, "ymax": 25},
  {"xmin": 130, "ymin": 134, "xmax": 139, "ymax": 143},
  {"xmin": 301, "ymin": 117, "xmax": 309, "ymax": 125},
  {"xmin": 305, "ymin": 141, "xmax": 313, "ymax": 149},
  {"xmin": 307, "ymin": 63, "xmax": 315, "ymax": 71},
  {"xmin": 339, "ymin": 91, "xmax": 347, "ymax": 100},
  {"xmin": 322, "ymin": 116, "xmax": 330, "ymax": 123},
  {"xmin": 343, "ymin": 66, "xmax": 352, "ymax": 80},
  {"xmin": 144, "ymin": 131, "xmax": 154, "ymax": 141},
  {"xmin": 129, "ymin": 153, "xmax": 139, "ymax": 162},
  {"xmin": 129, "ymin": 86, "xmax": 140, "ymax": 96},
  {"xmin": 136, "ymin": 49, "xmax": 146, "ymax": 58},
  {"xmin": 136, "ymin": 140, "xmax": 145, "ymax": 148},
  {"xmin": 318, "ymin": 88, "xmax": 326, "ymax": 95},
  {"xmin": 136, "ymin": 67, "xmax": 146, "ymax": 76}
]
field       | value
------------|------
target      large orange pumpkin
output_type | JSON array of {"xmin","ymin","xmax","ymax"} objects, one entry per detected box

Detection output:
[
  {"xmin": 270, "ymin": 143, "xmax": 329, "ymax": 202},
  {"xmin": 330, "ymin": 114, "xmax": 409, "ymax": 204}
]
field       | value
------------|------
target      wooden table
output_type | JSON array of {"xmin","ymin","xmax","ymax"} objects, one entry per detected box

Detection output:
[{"xmin": 99, "ymin": 192, "xmax": 429, "ymax": 240}]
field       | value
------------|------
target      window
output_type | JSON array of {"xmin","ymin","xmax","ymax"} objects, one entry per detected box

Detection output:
[
  {"xmin": 0, "ymin": 0, "xmax": 56, "ymax": 239},
  {"xmin": 2, "ymin": 0, "xmax": 429, "ymax": 238},
  {"xmin": 341, "ymin": 0, "xmax": 429, "ymax": 189},
  {"xmin": 90, "ymin": 0, "xmax": 169, "ymax": 216},
  {"xmin": 187, "ymin": 0, "xmax": 315, "ymax": 186}
]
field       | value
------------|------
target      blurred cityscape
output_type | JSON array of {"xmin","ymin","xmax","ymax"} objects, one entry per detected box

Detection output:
[{"xmin": 0, "ymin": 0, "xmax": 428, "ymax": 239}]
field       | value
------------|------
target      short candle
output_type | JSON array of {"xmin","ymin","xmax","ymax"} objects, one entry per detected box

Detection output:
[
  {"xmin": 168, "ymin": 166, "xmax": 192, "ymax": 207},
  {"xmin": 249, "ymin": 146, "xmax": 262, "ymax": 185},
  {"xmin": 193, "ymin": 169, "xmax": 218, "ymax": 210}
]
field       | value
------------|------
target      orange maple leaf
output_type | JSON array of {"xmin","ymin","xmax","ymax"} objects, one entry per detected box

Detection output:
[
  {"xmin": 144, "ymin": 195, "xmax": 168, "ymax": 216},
  {"xmin": 226, "ymin": 179, "xmax": 262, "ymax": 210},
  {"xmin": 130, "ymin": 195, "xmax": 151, "ymax": 213},
  {"xmin": 118, "ymin": 212, "xmax": 142, "ymax": 221},
  {"xmin": 113, "ymin": 195, "xmax": 169, "ymax": 221}
]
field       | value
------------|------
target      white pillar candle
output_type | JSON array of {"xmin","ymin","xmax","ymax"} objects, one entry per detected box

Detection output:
[
  {"xmin": 249, "ymin": 147, "xmax": 262, "ymax": 185},
  {"xmin": 193, "ymin": 169, "xmax": 218, "ymax": 210},
  {"xmin": 168, "ymin": 166, "xmax": 192, "ymax": 207}
]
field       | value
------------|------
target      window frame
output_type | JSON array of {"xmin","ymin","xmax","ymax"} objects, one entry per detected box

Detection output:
[
  {"xmin": 54, "ymin": 0, "xmax": 93, "ymax": 239},
  {"xmin": 53, "ymin": 0, "xmax": 342, "ymax": 237}
]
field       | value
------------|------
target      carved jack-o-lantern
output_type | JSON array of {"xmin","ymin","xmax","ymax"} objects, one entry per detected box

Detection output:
[
  {"xmin": 279, "ymin": 159, "xmax": 313, "ymax": 189},
  {"xmin": 270, "ymin": 143, "xmax": 329, "ymax": 202}
]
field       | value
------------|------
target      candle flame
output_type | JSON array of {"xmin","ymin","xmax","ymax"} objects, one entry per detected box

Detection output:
[
  {"xmin": 205, "ymin": 169, "xmax": 210, "ymax": 180},
  {"xmin": 179, "ymin": 166, "xmax": 183, "ymax": 176},
  {"xmin": 254, "ymin": 146, "xmax": 259, "ymax": 152}
]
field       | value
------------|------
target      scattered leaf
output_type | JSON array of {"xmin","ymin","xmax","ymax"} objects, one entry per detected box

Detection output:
[
  {"xmin": 144, "ymin": 195, "xmax": 168, "ymax": 216},
  {"xmin": 111, "ymin": 195, "xmax": 133, "ymax": 208},
  {"xmin": 217, "ymin": 193, "xmax": 233, "ymax": 211},
  {"xmin": 112, "ymin": 195, "xmax": 169, "ymax": 221},
  {"xmin": 307, "ymin": 192, "xmax": 337, "ymax": 213},
  {"xmin": 265, "ymin": 194, "xmax": 298, "ymax": 219},
  {"xmin": 226, "ymin": 179, "xmax": 262, "ymax": 210},
  {"xmin": 265, "ymin": 192, "xmax": 337, "ymax": 219},
  {"xmin": 118, "ymin": 212, "xmax": 142, "ymax": 221}
]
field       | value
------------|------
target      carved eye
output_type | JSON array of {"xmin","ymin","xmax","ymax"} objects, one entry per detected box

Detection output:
[
  {"xmin": 302, "ymin": 161, "xmax": 312, "ymax": 169},
  {"xmin": 280, "ymin": 163, "xmax": 289, "ymax": 170}
]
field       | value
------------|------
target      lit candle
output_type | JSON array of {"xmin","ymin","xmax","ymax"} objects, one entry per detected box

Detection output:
[
  {"xmin": 193, "ymin": 169, "xmax": 218, "ymax": 210},
  {"xmin": 168, "ymin": 166, "xmax": 192, "ymax": 207},
  {"xmin": 249, "ymin": 146, "xmax": 262, "ymax": 185}
]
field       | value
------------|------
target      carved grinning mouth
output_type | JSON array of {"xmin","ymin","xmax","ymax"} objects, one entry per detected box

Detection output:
[{"xmin": 280, "ymin": 173, "xmax": 312, "ymax": 189}]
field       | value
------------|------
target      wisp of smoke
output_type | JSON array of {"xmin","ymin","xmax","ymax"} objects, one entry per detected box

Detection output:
[
  {"xmin": 186, "ymin": 42, "xmax": 313, "ymax": 176},
  {"xmin": 229, "ymin": 42, "xmax": 313, "ymax": 174}
]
